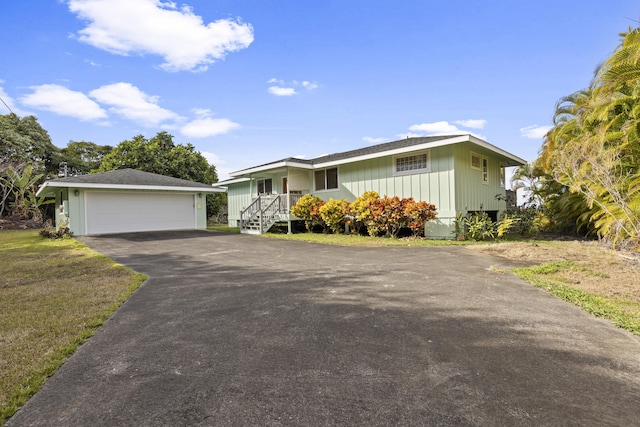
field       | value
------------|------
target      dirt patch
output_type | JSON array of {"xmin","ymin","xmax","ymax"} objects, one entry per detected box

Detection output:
[{"xmin": 469, "ymin": 239, "xmax": 640, "ymax": 304}]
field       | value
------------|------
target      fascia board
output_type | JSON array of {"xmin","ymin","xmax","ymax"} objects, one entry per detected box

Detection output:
[
  {"xmin": 230, "ymin": 160, "xmax": 313, "ymax": 177},
  {"xmin": 213, "ymin": 177, "xmax": 250, "ymax": 186},
  {"xmin": 37, "ymin": 181, "xmax": 223, "ymax": 197},
  {"xmin": 468, "ymin": 135, "xmax": 527, "ymax": 165}
]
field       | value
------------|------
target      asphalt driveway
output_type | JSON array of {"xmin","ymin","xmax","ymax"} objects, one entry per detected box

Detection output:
[{"xmin": 8, "ymin": 230, "xmax": 640, "ymax": 426}]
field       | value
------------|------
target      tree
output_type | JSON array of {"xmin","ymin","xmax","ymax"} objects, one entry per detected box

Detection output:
[
  {"xmin": 0, "ymin": 113, "xmax": 60, "ymax": 176},
  {"xmin": 536, "ymin": 26, "xmax": 640, "ymax": 247},
  {"xmin": 1, "ymin": 114, "xmax": 60, "ymax": 217},
  {"xmin": 59, "ymin": 141, "xmax": 113, "ymax": 175},
  {"xmin": 96, "ymin": 131, "xmax": 222, "ymax": 217},
  {"xmin": 97, "ymin": 132, "xmax": 217, "ymax": 182}
]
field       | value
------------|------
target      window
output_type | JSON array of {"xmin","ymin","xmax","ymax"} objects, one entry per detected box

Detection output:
[
  {"xmin": 482, "ymin": 157, "xmax": 489, "ymax": 184},
  {"xmin": 499, "ymin": 165, "xmax": 505, "ymax": 188},
  {"xmin": 393, "ymin": 151, "xmax": 430, "ymax": 175},
  {"xmin": 257, "ymin": 178, "xmax": 272, "ymax": 195},
  {"xmin": 314, "ymin": 167, "xmax": 338, "ymax": 191},
  {"xmin": 471, "ymin": 152, "xmax": 481, "ymax": 170}
]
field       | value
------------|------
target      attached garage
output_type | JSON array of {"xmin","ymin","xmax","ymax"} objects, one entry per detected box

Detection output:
[{"xmin": 37, "ymin": 169, "xmax": 223, "ymax": 236}]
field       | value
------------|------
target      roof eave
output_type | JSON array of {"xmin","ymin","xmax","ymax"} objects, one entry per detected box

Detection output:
[
  {"xmin": 36, "ymin": 181, "xmax": 223, "ymax": 197},
  {"xmin": 230, "ymin": 160, "xmax": 313, "ymax": 177}
]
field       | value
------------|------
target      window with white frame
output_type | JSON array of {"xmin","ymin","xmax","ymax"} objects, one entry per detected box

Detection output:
[
  {"xmin": 482, "ymin": 157, "xmax": 489, "ymax": 184},
  {"xmin": 314, "ymin": 167, "xmax": 338, "ymax": 191},
  {"xmin": 393, "ymin": 151, "xmax": 430, "ymax": 175},
  {"xmin": 499, "ymin": 164, "xmax": 505, "ymax": 188},
  {"xmin": 471, "ymin": 152, "xmax": 481, "ymax": 170}
]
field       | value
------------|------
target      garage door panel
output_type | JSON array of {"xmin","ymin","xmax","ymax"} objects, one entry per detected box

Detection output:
[{"xmin": 86, "ymin": 192, "xmax": 195, "ymax": 235}]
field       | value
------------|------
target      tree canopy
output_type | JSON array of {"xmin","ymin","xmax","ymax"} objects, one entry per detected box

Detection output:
[
  {"xmin": 529, "ymin": 26, "xmax": 640, "ymax": 248},
  {"xmin": 96, "ymin": 131, "xmax": 218, "ymax": 184},
  {"xmin": 59, "ymin": 141, "xmax": 113, "ymax": 176},
  {"xmin": 0, "ymin": 113, "xmax": 59, "ymax": 175}
]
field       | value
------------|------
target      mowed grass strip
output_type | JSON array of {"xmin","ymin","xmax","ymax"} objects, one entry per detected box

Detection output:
[
  {"xmin": 0, "ymin": 230, "xmax": 146, "ymax": 424},
  {"xmin": 263, "ymin": 231, "xmax": 474, "ymax": 247},
  {"xmin": 512, "ymin": 261, "xmax": 640, "ymax": 336}
]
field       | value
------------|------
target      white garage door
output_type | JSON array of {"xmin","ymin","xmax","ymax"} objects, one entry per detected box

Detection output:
[{"xmin": 85, "ymin": 192, "xmax": 196, "ymax": 235}]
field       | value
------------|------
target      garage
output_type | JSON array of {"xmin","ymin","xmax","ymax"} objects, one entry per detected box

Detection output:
[
  {"xmin": 85, "ymin": 192, "xmax": 196, "ymax": 235},
  {"xmin": 36, "ymin": 168, "xmax": 224, "ymax": 236}
]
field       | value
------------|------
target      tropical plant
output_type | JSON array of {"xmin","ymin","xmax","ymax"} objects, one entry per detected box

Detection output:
[
  {"xmin": 319, "ymin": 198, "xmax": 350, "ymax": 234},
  {"xmin": 368, "ymin": 196, "xmax": 407, "ymax": 237},
  {"xmin": 348, "ymin": 190, "xmax": 379, "ymax": 234},
  {"xmin": 0, "ymin": 164, "xmax": 50, "ymax": 222},
  {"xmin": 536, "ymin": 26, "xmax": 640, "ymax": 248},
  {"xmin": 291, "ymin": 194, "xmax": 325, "ymax": 231},
  {"xmin": 464, "ymin": 212, "xmax": 496, "ymax": 241},
  {"xmin": 403, "ymin": 198, "xmax": 437, "ymax": 237}
]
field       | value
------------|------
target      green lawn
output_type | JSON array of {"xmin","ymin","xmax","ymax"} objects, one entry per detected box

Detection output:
[
  {"xmin": 0, "ymin": 230, "xmax": 146, "ymax": 425},
  {"xmin": 263, "ymin": 231, "xmax": 474, "ymax": 246}
]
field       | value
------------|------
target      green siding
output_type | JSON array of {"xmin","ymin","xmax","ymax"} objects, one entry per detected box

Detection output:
[
  {"xmin": 227, "ymin": 181, "xmax": 253, "ymax": 226},
  {"xmin": 453, "ymin": 142, "xmax": 507, "ymax": 214}
]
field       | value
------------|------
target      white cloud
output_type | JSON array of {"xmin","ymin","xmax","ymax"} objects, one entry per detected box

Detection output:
[
  {"xmin": 19, "ymin": 84, "xmax": 107, "ymax": 121},
  {"xmin": 520, "ymin": 125, "xmax": 552, "ymax": 139},
  {"xmin": 362, "ymin": 136, "xmax": 387, "ymax": 144},
  {"xmin": 302, "ymin": 81, "xmax": 319, "ymax": 90},
  {"xmin": 267, "ymin": 78, "xmax": 318, "ymax": 96},
  {"xmin": 405, "ymin": 120, "xmax": 486, "ymax": 139},
  {"xmin": 200, "ymin": 151, "xmax": 224, "ymax": 165},
  {"xmin": 181, "ymin": 117, "xmax": 239, "ymax": 138},
  {"xmin": 268, "ymin": 86, "xmax": 296, "ymax": 96},
  {"xmin": 454, "ymin": 119, "xmax": 487, "ymax": 129},
  {"xmin": 89, "ymin": 82, "xmax": 180, "ymax": 126},
  {"xmin": 68, "ymin": 0, "xmax": 254, "ymax": 72},
  {"xmin": 409, "ymin": 121, "xmax": 467, "ymax": 135}
]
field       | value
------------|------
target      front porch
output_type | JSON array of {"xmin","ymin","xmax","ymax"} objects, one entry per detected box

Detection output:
[{"xmin": 239, "ymin": 193, "xmax": 304, "ymax": 234}]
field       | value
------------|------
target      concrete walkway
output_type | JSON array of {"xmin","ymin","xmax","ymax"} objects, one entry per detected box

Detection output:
[{"xmin": 8, "ymin": 230, "xmax": 640, "ymax": 426}]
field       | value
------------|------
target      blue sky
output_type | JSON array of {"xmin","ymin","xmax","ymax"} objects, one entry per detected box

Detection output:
[{"xmin": 1, "ymin": 1, "xmax": 638, "ymax": 181}]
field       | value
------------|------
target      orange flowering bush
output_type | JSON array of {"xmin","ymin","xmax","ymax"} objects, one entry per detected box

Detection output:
[{"xmin": 403, "ymin": 198, "xmax": 437, "ymax": 237}]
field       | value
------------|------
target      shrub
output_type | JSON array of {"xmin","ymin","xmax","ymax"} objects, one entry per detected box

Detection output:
[
  {"xmin": 291, "ymin": 194, "xmax": 325, "ymax": 231},
  {"xmin": 464, "ymin": 212, "xmax": 496, "ymax": 241},
  {"xmin": 403, "ymin": 198, "xmax": 437, "ymax": 237},
  {"xmin": 319, "ymin": 198, "xmax": 350, "ymax": 234},
  {"xmin": 349, "ymin": 191, "xmax": 379, "ymax": 234},
  {"xmin": 369, "ymin": 196, "xmax": 407, "ymax": 237},
  {"xmin": 39, "ymin": 225, "xmax": 74, "ymax": 239}
]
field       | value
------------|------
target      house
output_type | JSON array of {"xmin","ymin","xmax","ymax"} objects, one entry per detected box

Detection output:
[
  {"xmin": 36, "ymin": 168, "xmax": 223, "ymax": 236},
  {"xmin": 215, "ymin": 134, "xmax": 526, "ymax": 238}
]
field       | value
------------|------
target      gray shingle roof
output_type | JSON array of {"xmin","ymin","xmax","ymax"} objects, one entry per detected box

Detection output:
[
  {"xmin": 309, "ymin": 136, "xmax": 453, "ymax": 164},
  {"xmin": 232, "ymin": 136, "xmax": 456, "ymax": 173},
  {"xmin": 45, "ymin": 168, "xmax": 215, "ymax": 189}
]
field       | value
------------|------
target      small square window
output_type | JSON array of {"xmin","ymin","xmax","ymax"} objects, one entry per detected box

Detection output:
[{"xmin": 471, "ymin": 152, "xmax": 481, "ymax": 170}]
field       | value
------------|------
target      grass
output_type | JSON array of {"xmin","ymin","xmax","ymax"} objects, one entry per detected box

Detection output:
[
  {"xmin": 0, "ymin": 230, "xmax": 147, "ymax": 425},
  {"xmin": 263, "ymin": 231, "xmax": 475, "ymax": 247},
  {"xmin": 512, "ymin": 261, "xmax": 640, "ymax": 335},
  {"xmin": 207, "ymin": 224, "xmax": 240, "ymax": 233}
]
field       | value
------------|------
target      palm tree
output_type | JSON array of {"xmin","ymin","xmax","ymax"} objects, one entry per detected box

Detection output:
[{"xmin": 537, "ymin": 26, "xmax": 640, "ymax": 246}]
